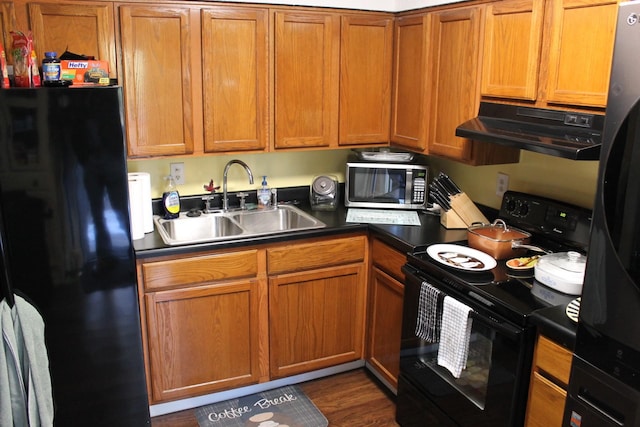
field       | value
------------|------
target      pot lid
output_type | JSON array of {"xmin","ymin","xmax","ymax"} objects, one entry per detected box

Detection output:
[
  {"xmin": 538, "ymin": 251, "xmax": 587, "ymax": 274},
  {"xmin": 468, "ymin": 219, "xmax": 531, "ymax": 242},
  {"xmin": 312, "ymin": 175, "xmax": 337, "ymax": 195},
  {"xmin": 352, "ymin": 148, "xmax": 415, "ymax": 162}
]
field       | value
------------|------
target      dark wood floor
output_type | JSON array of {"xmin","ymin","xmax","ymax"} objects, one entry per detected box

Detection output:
[{"xmin": 151, "ymin": 369, "xmax": 400, "ymax": 427}]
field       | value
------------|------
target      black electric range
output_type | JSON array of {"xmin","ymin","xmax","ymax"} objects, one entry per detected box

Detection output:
[
  {"xmin": 396, "ymin": 191, "xmax": 592, "ymax": 427},
  {"xmin": 409, "ymin": 190, "xmax": 592, "ymax": 325}
]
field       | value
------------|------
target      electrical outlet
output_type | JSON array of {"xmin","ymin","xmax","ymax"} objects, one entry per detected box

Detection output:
[
  {"xmin": 170, "ymin": 162, "xmax": 185, "ymax": 185},
  {"xmin": 496, "ymin": 172, "xmax": 509, "ymax": 197}
]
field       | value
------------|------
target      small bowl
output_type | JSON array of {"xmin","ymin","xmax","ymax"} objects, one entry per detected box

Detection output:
[{"xmin": 506, "ymin": 255, "xmax": 540, "ymax": 271}]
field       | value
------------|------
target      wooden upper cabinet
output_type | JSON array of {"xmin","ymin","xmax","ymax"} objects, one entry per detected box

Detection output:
[
  {"xmin": 28, "ymin": 2, "xmax": 117, "ymax": 79},
  {"xmin": 390, "ymin": 15, "xmax": 428, "ymax": 151},
  {"xmin": 201, "ymin": 7, "xmax": 268, "ymax": 153},
  {"xmin": 119, "ymin": 5, "xmax": 196, "ymax": 157},
  {"xmin": 426, "ymin": 6, "xmax": 484, "ymax": 161},
  {"xmin": 481, "ymin": 0, "xmax": 544, "ymax": 100},
  {"xmin": 339, "ymin": 14, "xmax": 393, "ymax": 146},
  {"xmin": 426, "ymin": 5, "xmax": 520, "ymax": 165},
  {"xmin": 1, "ymin": 2, "xmax": 16, "ymax": 63},
  {"xmin": 545, "ymin": 0, "xmax": 618, "ymax": 108},
  {"xmin": 273, "ymin": 10, "xmax": 340, "ymax": 149}
]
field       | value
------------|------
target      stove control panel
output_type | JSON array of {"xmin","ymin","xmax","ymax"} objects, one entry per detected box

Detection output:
[{"xmin": 499, "ymin": 191, "xmax": 592, "ymax": 250}]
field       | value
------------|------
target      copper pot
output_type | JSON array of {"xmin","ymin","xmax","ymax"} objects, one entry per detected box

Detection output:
[{"xmin": 467, "ymin": 219, "xmax": 532, "ymax": 259}]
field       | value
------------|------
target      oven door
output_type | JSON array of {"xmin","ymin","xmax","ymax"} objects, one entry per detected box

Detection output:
[{"xmin": 397, "ymin": 265, "xmax": 534, "ymax": 427}]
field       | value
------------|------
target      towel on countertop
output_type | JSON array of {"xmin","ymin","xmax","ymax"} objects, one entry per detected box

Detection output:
[
  {"xmin": 437, "ymin": 296, "xmax": 474, "ymax": 378},
  {"xmin": 415, "ymin": 281, "xmax": 443, "ymax": 343}
]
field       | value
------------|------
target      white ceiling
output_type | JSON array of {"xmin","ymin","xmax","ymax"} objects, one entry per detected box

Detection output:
[{"xmin": 219, "ymin": 0, "xmax": 463, "ymax": 12}]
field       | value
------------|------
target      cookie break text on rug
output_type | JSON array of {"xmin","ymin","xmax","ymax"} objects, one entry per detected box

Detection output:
[
  {"xmin": 255, "ymin": 392, "xmax": 297, "ymax": 409},
  {"xmin": 208, "ymin": 391, "xmax": 298, "ymax": 422}
]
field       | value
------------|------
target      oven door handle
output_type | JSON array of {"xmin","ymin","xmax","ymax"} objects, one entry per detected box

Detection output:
[{"xmin": 469, "ymin": 310, "xmax": 522, "ymax": 339}]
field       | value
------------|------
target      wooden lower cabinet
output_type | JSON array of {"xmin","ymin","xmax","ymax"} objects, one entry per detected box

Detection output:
[
  {"xmin": 137, "ymin": 234, "xmax": 368, "ymax": 404},
  {"xmin": 525, "ymin": 334, "xmax": 573, "ymax": 426},
  {"xmin": 144, "ymin": 279, "xmax": 264, "ymax": 402},
  {"xmin": 366, "ymin": 238, "xmax": 405, "ymax": 391},
  {"xmin": 267, "ymin": 235, "xmax": 368, "ymax": 379},
  {"xmin": 137, "ymin": 249, "xmax": 268, "ymax": 404}
]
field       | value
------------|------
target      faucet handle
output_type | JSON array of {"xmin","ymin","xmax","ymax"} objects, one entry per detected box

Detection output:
[
  {"xmin": 237, "ymin": 192, "xmax": 249, "ymax": 210},
  {"xmin": 201, "ymin": 194, "xmax": 219, "ymax": 212}
]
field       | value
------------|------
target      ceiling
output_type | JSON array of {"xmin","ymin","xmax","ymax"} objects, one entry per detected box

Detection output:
[{"xmin": 219, "ymin": 0, "xmax": 463, "ymax": 12}]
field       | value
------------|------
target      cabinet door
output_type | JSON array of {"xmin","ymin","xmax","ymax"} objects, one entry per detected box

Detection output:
[
  {"xmin": 145, "ymin": 279, "xmax": 263, "ymax": 402},
  {"xmin": 120, "ymin": 5, "xmax": 196, "ymax": 157},
  {"xmin": 368, "ymin": 267, "xmax": 404, "ymax": 390},
  {"xmin": 201, "ymin": 7, "xmax": 268, "ymax": 153},
  {"xmin": 269, "ymin": 263, "xmax": 366, "ymax": 378},
  {"xmin": 525, "ymin": 372, "xmax": 567, "ymax": 427},
  {"xmin": 426, "ymin": 6, "xmax": 484, "ymax": 161},
  {"xmin": 481, "ymin": 0, "xmax": 544, "ymax": 100},
  {"xmin": 1, "ymin": 2, "xmax": 16, "ymax": 63},
  {"xmin": 28, "ymin": 2, "xmax": 117, "ymax": 79},
  {"xmin": 545, "ymin": 0, "xmax": 617, "ymax": 108},
  {"xmin": 339, "ymin": 14, "xmax": 393, "ymax": 146},
  {"xmin": 390, "ymin": 14, "xmax": 428, "ymax": 151},
  {"xmin": 273, "ymin": 11, "xmax": 339, "ymax": 149}
]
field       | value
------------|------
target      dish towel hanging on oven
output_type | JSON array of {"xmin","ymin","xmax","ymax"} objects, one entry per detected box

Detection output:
[
  {"xmin": 415, "ymin": 281, "xmax": 443, "ymax": 342},
  {"xmin": 437, "ymin": 296, "xmax": 474, "ymax": 378}
]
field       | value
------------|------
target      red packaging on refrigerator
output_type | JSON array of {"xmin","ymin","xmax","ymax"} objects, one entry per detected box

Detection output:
[
  {"xmin": 0, "ymin": 43, "xmax": 9, "ymax": 88},
  {"xmin": 10, "ymin": 31, "xmax": 39, "ymax": 87}
]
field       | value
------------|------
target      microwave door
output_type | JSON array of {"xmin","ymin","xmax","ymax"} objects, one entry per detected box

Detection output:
[{"xmin": 373, "ymin": 169, "xmax": 392, "ymax": 198}]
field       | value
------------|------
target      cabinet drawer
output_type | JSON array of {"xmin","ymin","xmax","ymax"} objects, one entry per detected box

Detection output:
[
  {"xmin": 267, "ymin": 235, "xmax": 366, "ymax": 274},
  {"xmin": 371, "ymin": 239, "xmax": 406, "ymax": 281},
  {"xmin": 141, "ymin": 250, "xmax": 259, "ymax": 291},
  {"xmin": 526, "ymin": 371, "xmax": 567, "ymax": 427},
  {"xmin": 535, "ymin": 335, "xmax": 572, "ymax": 386}
]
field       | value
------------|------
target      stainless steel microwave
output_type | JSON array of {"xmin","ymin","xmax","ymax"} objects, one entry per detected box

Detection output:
[{"xmin": 345, "ymin": 157, "xmax": 428, "ymax": 209}]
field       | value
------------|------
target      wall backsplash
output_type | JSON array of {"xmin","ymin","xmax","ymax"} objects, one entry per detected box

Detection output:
[
  {"xmin": 127, "ymin": 150, "xmax": 351, "ymax": 199},
  {"xmin": 428, "ymin": 150, "xmax": 599, "ymax": 210},
  {"xmin": 128, "ymin": 148, "xmax": 598, "ymax": 210}
]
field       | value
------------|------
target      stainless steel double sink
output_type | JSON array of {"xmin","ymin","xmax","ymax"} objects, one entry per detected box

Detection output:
[{"xmin": 153, "ymin": 204, "xmax": 326, "ymax": 246}]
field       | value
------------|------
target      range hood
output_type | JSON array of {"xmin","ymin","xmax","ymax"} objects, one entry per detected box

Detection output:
[{"xmin": 456, "ymin": 102, "xmax": 605, "ymax": 160}]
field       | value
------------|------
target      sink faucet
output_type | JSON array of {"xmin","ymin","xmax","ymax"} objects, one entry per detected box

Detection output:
[{"xmin": 223, "ymin": 159, "xmax": 254, "ymax": 211}]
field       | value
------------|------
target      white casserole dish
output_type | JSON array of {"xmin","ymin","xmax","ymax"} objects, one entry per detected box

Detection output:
[{"xmin": 534, "ymin": 251, "xmax": 586, "ymax": 295}]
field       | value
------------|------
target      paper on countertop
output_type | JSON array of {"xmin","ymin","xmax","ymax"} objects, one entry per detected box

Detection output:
[
  {"xmin": 127, "ymin": 175, "xmax": 144, "ymax": 240},
  {"xmin": 128, "ymin": 172, "xmax": 153, "ymax": 233},
  {"xmin": 346, "ymin": 208, "xmax": 421, "ymax": 226}
]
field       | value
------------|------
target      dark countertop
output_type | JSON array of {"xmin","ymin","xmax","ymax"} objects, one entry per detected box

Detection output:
[
  {"xmin": 134, "ymin": 187, "xmax": 575, "ymax": 348},
  {"xmin": 133, "ymin": 203, "xmax": 468, "ymax": 258},
  {"xmin": 530, "ymin": 303, "xmax": 578, "ymax": 351},
  {"xmin": 133, "ymin": 186, "xmax": 470, "ymax": 258},
  {"xmin": 133, "ymin": 204, "xmax": 367, "ymax": 258}
]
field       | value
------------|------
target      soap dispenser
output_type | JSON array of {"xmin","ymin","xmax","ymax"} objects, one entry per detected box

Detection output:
[
  {"xmin": 257, "ymin": 176, "xmax": 271, "ymax": 209},
  {"xmin": 162, "ymin": 175, "xmax": 181, "ymax": 219}
]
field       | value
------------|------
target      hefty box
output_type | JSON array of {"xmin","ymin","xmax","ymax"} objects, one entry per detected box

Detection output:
[{"xmin": 61, "ymin": 60, "xmax": 109, "ymax": 85}]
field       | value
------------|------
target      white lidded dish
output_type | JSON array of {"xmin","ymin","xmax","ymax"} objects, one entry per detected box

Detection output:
[{"xmin": 534, "ymin": 251, "xmax": 587, "ymax": 295}]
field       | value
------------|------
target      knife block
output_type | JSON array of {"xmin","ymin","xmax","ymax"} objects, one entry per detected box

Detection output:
[
  {"xmin": 440, "ymin": 209, "xmax": 468, "ymax": 229},
  {"xmin": 440, "ymin": 192, "xmax": 489, "ymax": 229},
  {"xmin": 449, "ymin": 192, "xmax": 489, "ymax": 226}
]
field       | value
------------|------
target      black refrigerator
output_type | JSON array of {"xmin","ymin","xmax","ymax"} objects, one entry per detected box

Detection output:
[
  {"xmin": 0, "ymin": 86, "xmax": 150, "ymax": 425},
  {"xmin": 563, "ymin": 2, "xmax": 640, "ymax": 426}
]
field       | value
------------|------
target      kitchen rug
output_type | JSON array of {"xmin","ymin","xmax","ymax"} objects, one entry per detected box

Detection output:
[{"xmin": 195, "ymin": 385, "xmax": 328, "ymax": 427}]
